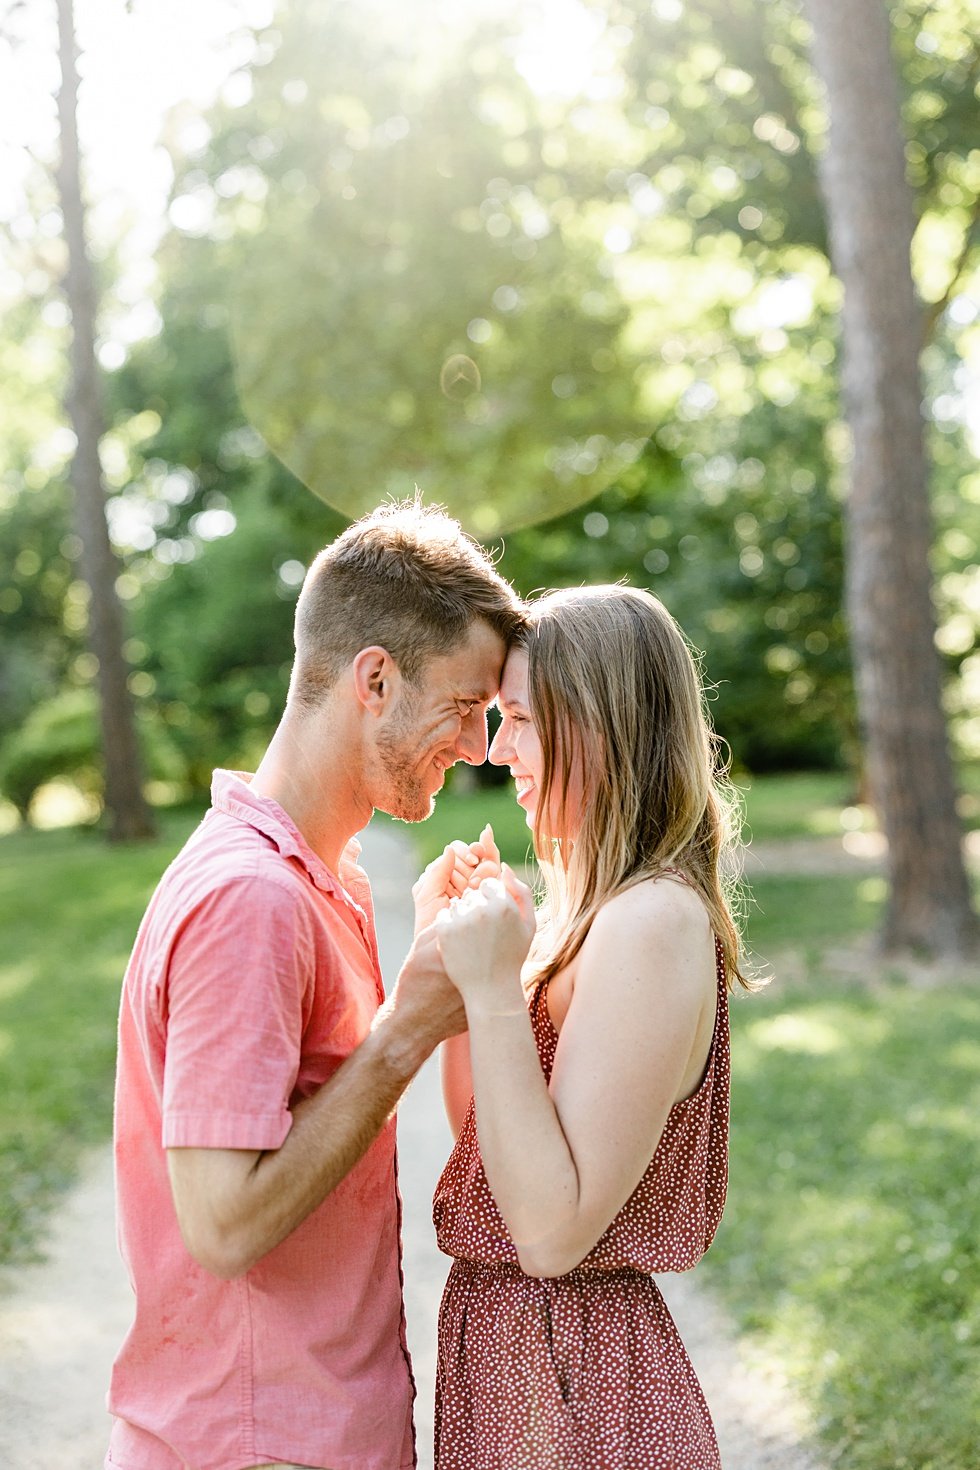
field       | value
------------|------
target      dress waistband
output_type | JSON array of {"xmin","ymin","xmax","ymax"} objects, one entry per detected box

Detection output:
[{"xmin": 449, "ymin": 1257, "xmax": 653, "ymax": 1285}]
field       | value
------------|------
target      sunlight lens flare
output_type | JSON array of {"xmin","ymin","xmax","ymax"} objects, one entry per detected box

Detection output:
[{"xmin": 227, "ymin": 0, "xmax": 650, "ymax": 535}]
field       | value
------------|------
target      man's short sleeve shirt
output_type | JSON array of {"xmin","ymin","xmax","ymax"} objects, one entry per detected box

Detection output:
[{"xmin": 107, "ymin": 771, "xmax": 416, "ymax": 1470}]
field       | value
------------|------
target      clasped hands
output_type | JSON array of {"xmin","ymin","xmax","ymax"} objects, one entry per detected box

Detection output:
[{"xmin": 412, "ymin": 825, "xmax": 536, "ymax": 1009}]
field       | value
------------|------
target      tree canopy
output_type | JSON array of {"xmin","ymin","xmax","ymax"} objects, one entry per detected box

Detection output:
[{"xmin": 1, "ymin": 0, "xmax": 978, "ymax": 810}]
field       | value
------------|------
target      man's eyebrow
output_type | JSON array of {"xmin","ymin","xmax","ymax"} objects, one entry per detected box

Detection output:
[{"xmin": 458, "ymin": 689, "xmax": 494, "ymax": 704}]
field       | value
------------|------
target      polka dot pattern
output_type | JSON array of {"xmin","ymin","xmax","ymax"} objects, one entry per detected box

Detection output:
[{"xmin": 431, "ymin": 936, "xmax": 730, "ymax": 1469}]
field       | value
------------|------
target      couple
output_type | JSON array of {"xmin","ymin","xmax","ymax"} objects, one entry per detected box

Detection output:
[{"xmin": 106, "ymin": 500, "xmax": 746, "ymax": 1470}]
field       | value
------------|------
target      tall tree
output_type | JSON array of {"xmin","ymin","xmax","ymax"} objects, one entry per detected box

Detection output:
[
  {"xmin": 802, "ymin": 0, "xmax": 976, "ymax": 955},
  {"xmin": 54, "ymin": 0, "xmax": 154, "ymax": 839}
]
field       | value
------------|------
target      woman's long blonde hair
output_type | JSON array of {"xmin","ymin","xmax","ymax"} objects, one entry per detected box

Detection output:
[{"xmin": 521, "ymin": 585, "xmax": 751, "ymax": 992}]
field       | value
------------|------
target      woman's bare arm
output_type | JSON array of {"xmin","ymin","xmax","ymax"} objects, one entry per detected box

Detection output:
[
  {"xmin": 440, "ymin": 1032, "xmax": 473, "ymax": 1139},
  {"xmin": 438, "ymin": 878, "xmax": 716, "ymax": 1277}
]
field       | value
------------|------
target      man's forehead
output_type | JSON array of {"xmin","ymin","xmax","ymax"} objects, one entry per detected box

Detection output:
[
  {"xmin": 447, "ymin": 672, "xmax": 497, "ymax": 702},
  {"xmin": 426, "ymin": 633, "xmax": 504, "ymax": 700},
  {"xmin": 452, "ymin": 668, "xmax": 499, "ymax": 704}
]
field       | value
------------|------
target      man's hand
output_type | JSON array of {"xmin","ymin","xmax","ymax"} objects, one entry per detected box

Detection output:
[
  {"xmin": 411, "ymin": 824, "xmax": 501, "ymax": 934},
  {"xmin": 380, "ymin": 922, "xmax": 468, "ymax": 1057}
]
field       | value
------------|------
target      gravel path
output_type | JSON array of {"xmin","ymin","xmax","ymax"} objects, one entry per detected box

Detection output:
[{"xmin": 0, "ymin": 824, "xmax": 827, "ymax": 1470}]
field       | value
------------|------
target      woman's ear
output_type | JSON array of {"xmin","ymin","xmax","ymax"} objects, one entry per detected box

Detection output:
[{"xmin": 351, "ymin": 645, "xmax": 400, "ymax": 716}]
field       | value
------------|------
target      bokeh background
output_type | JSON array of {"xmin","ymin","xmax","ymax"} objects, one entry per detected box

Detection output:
[{"xmin": 0, "ymin": 3, "xmax": 977, "ymax": 1467}]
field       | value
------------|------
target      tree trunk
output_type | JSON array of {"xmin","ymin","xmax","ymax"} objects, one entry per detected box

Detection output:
[
  {"xmin": 55, "ymin": 0, "xmax": 155, "ymax": 841},
  {"xmin": 802, "ymin": 0, "xmax": 976, "ymax": 955}
]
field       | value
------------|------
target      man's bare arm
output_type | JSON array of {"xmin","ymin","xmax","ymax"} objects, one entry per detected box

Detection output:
[{"xmin": 167, "ymin": 927, "xmax": 461, "ymax": 1278}]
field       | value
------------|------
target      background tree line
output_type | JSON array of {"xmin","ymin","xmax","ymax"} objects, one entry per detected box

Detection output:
[{"xmin": 0, "ymin": 0, "xmax": 977, "ymax": 951}]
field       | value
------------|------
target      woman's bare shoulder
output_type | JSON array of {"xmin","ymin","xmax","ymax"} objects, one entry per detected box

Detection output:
[
  {"xmin": 585, "ymin": 873, "xmax": 712, "ymax": 949},
  {"xmin": 563, "ymin": 876, "xmax": 715, "ymax": 1036}
]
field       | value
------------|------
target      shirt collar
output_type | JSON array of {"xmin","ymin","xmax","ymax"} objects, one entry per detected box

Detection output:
[{"xmin": 210, "ymin": 769, "xmax": 365, "ymax": 911}]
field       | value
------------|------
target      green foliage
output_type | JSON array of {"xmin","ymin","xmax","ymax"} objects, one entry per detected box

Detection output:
[
  {"xmin": 134, "ymin": 0, "xmax": 656, "ymax": 540},
  {"xmin": 224, "ymin": 13, "xmax": 642, "ymax": 535},
  {"xmin": 0, "ymin": 689, "xmax": 102, "ymax": 818},
  {"xmin": 612, "ymin": 0, "xmax": 826, "ymax": 249},
  {"xmin": 708, "ymin": 976, "xmax": 980, "ymax": 1470},
  {"xmin": 2, "ymin": 0, "xmax": 978, "ymax": 790},
  {"xmin": 109, "ymin": 0, "xmax": 858, "ymax": 771},
  {"xmin": 126, "ymin": 486, "xmax": 328, "ymax": 792},
  {"xmin": 0, "ymin": 471, "xmax": 80, "ymax": 749},
  {"xmin": 497, "ymin": 419, "xmax": 853, "ymax": 769},
  {"xmin": 0, "ymin": 688, "xmax": 185, "ymax": 820}
]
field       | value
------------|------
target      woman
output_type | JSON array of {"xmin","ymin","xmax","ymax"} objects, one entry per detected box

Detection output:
[{"xmin": 426, "ymin": 585, "xmax": 754, "ymax": 1470}]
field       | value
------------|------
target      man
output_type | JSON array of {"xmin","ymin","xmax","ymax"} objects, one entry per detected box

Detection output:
[{"xmin": 106, "ymin": 501, "xmax": 524, "ymax": 1470}]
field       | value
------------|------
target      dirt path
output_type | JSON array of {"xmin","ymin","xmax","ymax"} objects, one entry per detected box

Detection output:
[{"xmin": 0, "ymin": 824, "xmax": 827, "ymax": 1470}]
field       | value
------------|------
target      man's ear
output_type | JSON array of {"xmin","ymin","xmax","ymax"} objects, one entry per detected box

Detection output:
[{"xmin": 351, "ymin": 645, "xmax": 401, "ymax": 715}]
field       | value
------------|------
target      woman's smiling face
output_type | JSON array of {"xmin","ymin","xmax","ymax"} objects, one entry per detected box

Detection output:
[{"xmin": 489, "ymin": 647, "xmax": 583, "ymax": 840}]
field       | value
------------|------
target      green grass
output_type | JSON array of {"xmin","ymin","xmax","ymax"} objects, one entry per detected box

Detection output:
[
  {"xmin": 706, "ymin": 975, "xmax": 980, "ymax": 1470},
  {"xmin": 736, "ymin": 765, "xmax": 980, "ymax": 840},
  {"xmin": 0, "ymin": 807, "xmax": 202, "ymax": 1264},
  {"xmin": 735, "ymin": 769, "xmax": 865, "ymax": 840},
  {"xmin": 744, "ymin": 873, "xmax": 886, "ymax": 951},
  {"xmin": 404, "ymin": 767, "xmax": 871, "ymax": 867},
  {"xmin": 398, "ymin": 769, "xmax": 868, "ymax": 867},
  {"xmin": 395, "ymin": 763, "xmax": 978, "ymax": 866},
  {"xmin": 400, "ymin": 782, "xmax": 890, "ymax": 961}
]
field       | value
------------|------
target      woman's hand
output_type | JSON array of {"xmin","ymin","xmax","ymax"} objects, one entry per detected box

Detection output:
[
  {"xmin": 434, "ymin": 866, "xmax": 536, "ymax": 1010},
  {"xmin": 412, "ymin": 825, "xmax": 500, "ymax": 935}
]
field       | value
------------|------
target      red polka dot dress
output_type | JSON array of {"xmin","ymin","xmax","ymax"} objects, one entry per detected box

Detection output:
[{"xmin": 432, "ymin": 937, "xmax": 730, "ymax": 1470}]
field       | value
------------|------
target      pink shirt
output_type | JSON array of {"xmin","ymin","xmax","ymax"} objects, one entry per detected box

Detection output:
[{"xmin": 107, "ymin": 771, "xmax": 416, "ymax": 1470}]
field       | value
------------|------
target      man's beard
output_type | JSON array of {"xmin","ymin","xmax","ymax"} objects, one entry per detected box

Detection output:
[{"xmin": 375, "ymin": 712, "xmax": 437, "ymax": 823}]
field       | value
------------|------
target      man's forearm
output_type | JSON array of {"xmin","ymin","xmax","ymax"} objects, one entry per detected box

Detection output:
[{"xmin": 169, "ymin": 1003, "xmax": 432, "ymax": 1278}]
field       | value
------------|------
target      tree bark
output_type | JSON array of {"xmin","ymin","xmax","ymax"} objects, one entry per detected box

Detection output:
[
  {"xmin": 802, "ymin": 0, "xmax": 976, "ymax": 955},
  {"xmin": 55, "ymin": 0, "xmax": 155, "ymax": 840}
]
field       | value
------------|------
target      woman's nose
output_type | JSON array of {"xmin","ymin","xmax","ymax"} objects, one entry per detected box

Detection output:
[{"xmin": 488, "ymin": 722, "xmax": 511, "ymax": 766}]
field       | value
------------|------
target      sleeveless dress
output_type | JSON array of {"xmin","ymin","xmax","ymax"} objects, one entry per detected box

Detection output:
[{"xmin": 432, "ymin": 936, "xmax": 730, "ymax": 1470}]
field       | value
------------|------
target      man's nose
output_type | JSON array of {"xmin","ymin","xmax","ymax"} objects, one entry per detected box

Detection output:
[
  {"xmin": 457, "ymin": 711, "xmax": 489, "ymax": 766},
  {"xmin": 488, "ymin": 722, "xmax": 510, "ymax": 766}
]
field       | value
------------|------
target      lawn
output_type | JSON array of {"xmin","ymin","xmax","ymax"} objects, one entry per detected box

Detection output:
[
  {"xmin": 0, "ymin": 807, "xmax": 201, "ymax": 1263},
  {"xmin": 712, "ymin": 976, "xmax": 979, "ymax": 1470},
  {"xmin": 388, "ymin": 767, "xmax": 875, "ymax": 869},
  {"xmin": 1, "ymin": 780, "xmax": 978, "ymax": 1470}
]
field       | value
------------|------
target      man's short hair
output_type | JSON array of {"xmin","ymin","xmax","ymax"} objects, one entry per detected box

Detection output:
[{"xmin": 291, "ymin": 500, "xmax": 525, "ymax": 706}]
